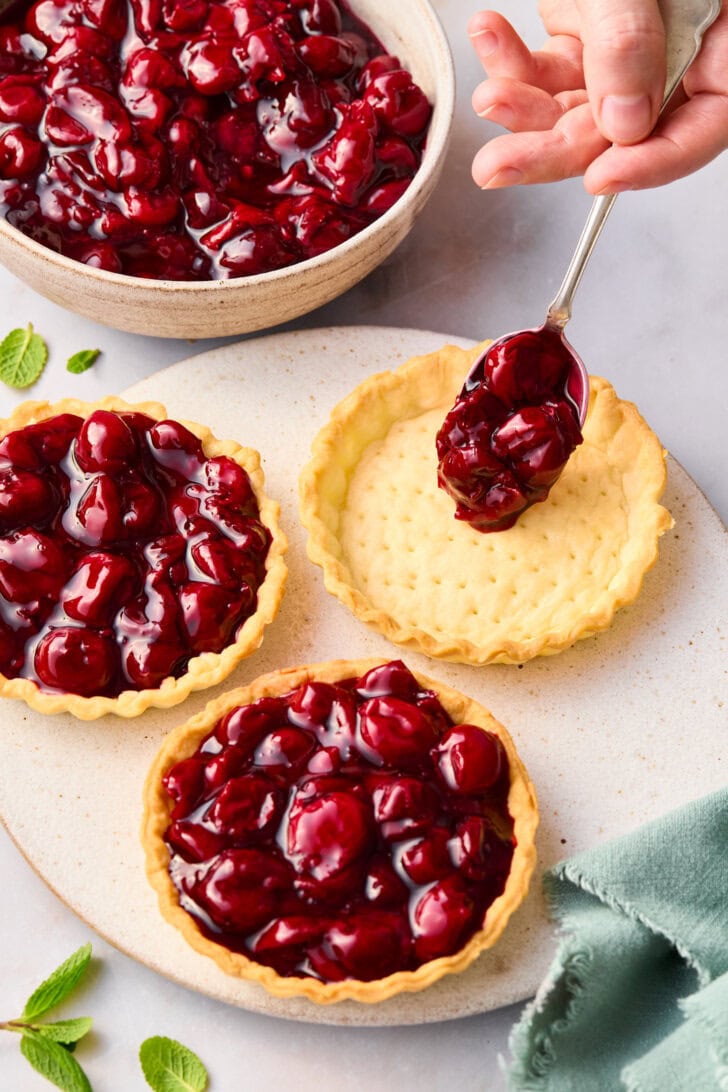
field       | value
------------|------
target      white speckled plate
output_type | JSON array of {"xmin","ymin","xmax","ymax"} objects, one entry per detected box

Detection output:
[{"xmin": 0, "ymin": 327, "xmax": 725, "ymax": 1027}]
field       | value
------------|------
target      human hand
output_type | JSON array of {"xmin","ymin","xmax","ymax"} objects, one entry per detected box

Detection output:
[{"xmin": 469, "ymin": 1, "xmax": 728, "ymax": 193}]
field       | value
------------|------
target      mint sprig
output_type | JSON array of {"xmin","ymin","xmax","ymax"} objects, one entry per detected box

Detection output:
[
  {"xmin": 0, "ymin": 323, "xmax": 48, "ymax": 388},
  {"xmin": 20, "ymin": 1032, "xmax": 92, "ymax": 1092},
  {"xmin": 21, "ymin": 943, "xmax": 92, "ymax": 1022},
  {"xmin": 1, "ymin": 943, "xmax": 93, "ymax": 1090},
  {"xmin": 140, "ymin": 1036, "xmax": 209, "ymax": 1092},
  {"xmin": 66, "ymin": 349, "xmax": 100, "ymax": 375}
]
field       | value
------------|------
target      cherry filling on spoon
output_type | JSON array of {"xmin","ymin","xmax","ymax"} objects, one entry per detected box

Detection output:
[
  {"xmin": 0, "ymin": 407, "xmax": 273, "ymax": 698},
  {"xmin": 159, "ymin": 659, "xmax": 516, "ymax": 984},
  {"xmin": 436, "ymin": 327, "xmax": 584, "ymax": 532},
  {"xmin": 0, "ymin": 0, "xmax": 431, "ymax": 279}
]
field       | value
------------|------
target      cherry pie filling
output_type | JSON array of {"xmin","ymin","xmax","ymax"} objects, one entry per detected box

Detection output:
[
  {"xmin": 161, "ymin": 660, "xmax": 516, "ymax": 983},
  {"xmin": 0, "ymin": 0, "xmax": 431, "ymax": 279},
  {"xmin": 0, "ymin": 408, "xmax": 272, "ymax": 697},
  {"xmin": 436, "ymin": 327, "xmax": 584, "ymax": 532}
]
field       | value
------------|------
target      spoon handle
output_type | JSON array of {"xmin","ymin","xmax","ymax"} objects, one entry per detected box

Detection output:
[{"xmin": 546, "ymin": 0, "xmax": 722, "ymax": 330}]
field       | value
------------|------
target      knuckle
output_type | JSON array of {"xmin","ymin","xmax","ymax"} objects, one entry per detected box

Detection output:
[{"xmin": 594, "ymin": 11, "xmax": 663, "ymax": 57}]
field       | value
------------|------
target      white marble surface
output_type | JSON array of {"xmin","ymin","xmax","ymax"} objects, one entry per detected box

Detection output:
[{"xmin": 0, "ymin": 1, "xmax": 726, "ymax": 1088}]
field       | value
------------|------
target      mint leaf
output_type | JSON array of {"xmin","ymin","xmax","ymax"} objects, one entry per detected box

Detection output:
[
  {"xmin": 66, "ymin": 349, "xmax": 100, "ymax": 375},
  {"xmin": 34, "ymin": 1018, "xmax": 93, "ymax": 1045},
  {"xmin": 140, "ymin": 1036, "xmax": 208, "ymax": 1092},
  {"xmin": 0, "ymin": 323, "xmax": 48, "ymax": 389},
  {"xmin": 22, "ymin": 944, "xmax": 92, "ymax": 1022},
  {"xmin": 20, "ymin": 1032, "xmax": 91, "ymax": 1092}
]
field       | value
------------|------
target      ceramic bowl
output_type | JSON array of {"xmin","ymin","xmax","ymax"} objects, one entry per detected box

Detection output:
[{"xmin": 0, "ymin": 0, "xmax": 455, "ymax": 339}]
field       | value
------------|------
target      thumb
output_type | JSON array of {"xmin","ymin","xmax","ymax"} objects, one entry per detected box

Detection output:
[{"xmin": 577, "ymin": 0, "xmax": 666, "ymax": 143}]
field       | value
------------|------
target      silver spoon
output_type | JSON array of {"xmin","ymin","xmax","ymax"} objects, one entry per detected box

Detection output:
[{"xmin": 468, "ymin": 0, "xmax": 722, "ymax": 427}]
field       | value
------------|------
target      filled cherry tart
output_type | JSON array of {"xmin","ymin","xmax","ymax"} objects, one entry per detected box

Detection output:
[
  {"xmin": 0, "ymin": 0, "xmax": 431, "ymax": 279},
  {"xmin": 158, "ymin": 659, "xmax": 518, "ymax": 984},
  {"xmin": 0, "ymin": 405, "xmax": 274, "ymax": 698}
]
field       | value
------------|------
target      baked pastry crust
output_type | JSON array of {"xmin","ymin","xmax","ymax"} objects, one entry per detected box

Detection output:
[
  {"xmin": 299, "ymin": 342, "xmax": 673, "ymax": 664},
  {"xmin": 0, "ymin": 397, "xmax": 287, "ymax": 719},
  {"xmin": 142, "ymin": 657, "xmax": 538, "ymax": 1004}
]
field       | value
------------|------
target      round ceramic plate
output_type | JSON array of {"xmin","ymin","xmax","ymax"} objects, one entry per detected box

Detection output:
[{"xmin": 1, "ymin": 327, "xmax": 725, "ymax": 1027}]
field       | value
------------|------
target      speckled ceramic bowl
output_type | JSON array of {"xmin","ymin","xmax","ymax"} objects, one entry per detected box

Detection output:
[{"xmin": 0, "ymin": 0, "xmax": 454, "ymax": 339}]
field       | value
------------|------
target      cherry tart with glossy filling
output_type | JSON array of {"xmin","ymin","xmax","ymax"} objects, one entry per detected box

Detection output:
[
  {"xmin": 0, "ymin": 397, "xmax": 287, "ymax": 718},
  {"xmin": 142, "ymin": 658, "xmax": 538, "ymax": 1003}
]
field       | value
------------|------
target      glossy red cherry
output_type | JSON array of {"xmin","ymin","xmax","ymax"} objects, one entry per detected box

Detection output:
[
  {"xmin": 451, "ymin": 816, "xmax": 513, "ymax": 884},
  {"xmin": 370, "ymin": 775, "xmax": 439, "ymax": 841},
  {"xmin": 71, "ymin": 474, "xmax": 124, "ymax": 546},
  {"xmin": 0, "ymin": 528, "xmax": 66, "ymax": 602},
  {"xmin": 203, "ymin": 745, "xmax": 250, "ymax": 792},
  {"xmin": 251, "ymin": 914, "xmax": 330, "ymax": 957},
  {"xmin": 0, "ymin": 77, "xmax": 46, "ymax": 124},
  {"xmin": 215, "ymin": 696, "xmax": 289, "ymax": 748},
  {"xmin": 435, "ymin": 725, "xmax": 505, "ymax": 795},
  {"xmin": 286, "ymin": 789, "xmax": 374, "ymax": 881},
  {"xmin": 312, "ymin": 99, "xmax": 377, "ymax": 207},
  {"xmin": 122, "ymin": 634, "xmax": 189, "ymax": 689},
  {"xmin": 312, "ymin": 910, "xmax": 410, "ymax": 981},
  {"xmin": 0, "ymin": 468, "xmax": 54, "ymax": 529},
  {"xmin": 164, "ymin": 753, "xmax": 209, "ymax": 814},
  {"xmin": 288, "ymin": 681, "xmax": 357, "ymax": 756},
  {"xmin": 74, "ymin": 409, "xmax": 138, "ymax": 475},
  {"xmin": 296, "ymin": 33, "xmax": 354, "ymax": 77},
  {"xmin": 61, "ymin": 551, "xmax": 138, "ymax": 626},
  {"xmin": 359, "ymin": 695, "xmax": 440, "ymax": 767},
  {"xmin": 412, "ymin": 876, "xmax": 477, "ymax": 964},
  {"xmin": 295, "ymin": 0, "xmax": 341, "ymax": 35},
  {"xmin": 396, "ymin": 826, "xmax": 453, "ymax": 886},
  {"xmin": 491, "ymin": 402, "xmax": 583, "ymax": 488},
  {"xmin": 364, "ymin": 69, "xmax": 431, "ymax": 137},
  {"xmin": 0, "ymin": 126, "xmax": 43, "ymax": 176},
  {"xmin": 364, "ymin": 854, "xmax": 409, "ymax": 908},
  {"xmin": 355, "ymin": 659, "xmax": 422, "ymax": 701},
  {"xmin": 192, "ymin": 848, "xmax": 292, "ymax": 932},
  {"xmin": 206, "ymin": 772, "xmax": 283, "ymax": 840},
  {"xmin": 166, "ymin": 819, "xmax": 227, "ymax": 861},
  {"xmin": 253, "ymin": 727, "xmax": 317, "ymax": 775},
  {"xmin": 178, "ymin": 580, "xmax": 242, "ymax": 653},
  {"xmin": 149, "ymin": 419, "xmax": 204, "ymax": 476},
  {"xmin": 34, "ymin": 625, "xmax": 118, "ymax": 695}
]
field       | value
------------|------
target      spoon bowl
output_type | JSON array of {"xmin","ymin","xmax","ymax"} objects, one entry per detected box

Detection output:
[{"xmin": 463, "ymin": 322, "xmax": 590, "ymax": 428}]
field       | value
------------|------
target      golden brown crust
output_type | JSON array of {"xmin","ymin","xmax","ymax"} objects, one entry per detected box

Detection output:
[
  {"xmin": 141, "ymin": 657, "xmax": 538, "ymax": 1004},
  {"xmin": 299, "ymin": 343, "xmax": 673, "ymax": 665},
  {"xmin": 0, "ymin": 397, "xmax": 287, "ymax": 719}
]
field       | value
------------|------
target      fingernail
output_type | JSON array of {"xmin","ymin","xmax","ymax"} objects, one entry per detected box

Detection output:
[
  {"xmin": 480, "ymin": 167, "xmax": 523, "ymax": 189},
  {"xmin": 600, "ymin": 94, "xmax": 652, "ymax": 143},
  {"xmin": 594, "ymin": 181, "xmax": 636, "ymax": 194},
  {"xmin": 476, "ymin": 103, "xmax": 514, "ymax": 127},
  {"xmin": 469, "ymin": 28, "xmax": 498, "ymax": 56}
]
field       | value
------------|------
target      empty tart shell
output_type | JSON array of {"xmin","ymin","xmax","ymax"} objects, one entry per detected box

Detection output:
[
  {"xmin": 299, "ymin": 342, "xmax": 673, "ymax": 664},
  {"xmin": 0, "ymin": 397, "xmax": 287, "ymax": 719},
  {"xmin": 142, "ymin": 657, "xmax": 539, "ymax": 1004}
]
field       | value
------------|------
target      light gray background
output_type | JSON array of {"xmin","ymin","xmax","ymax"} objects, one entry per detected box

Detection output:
[{"xmin": 1, "ymin": 1, "xmax": 726, "ymax": 1088}]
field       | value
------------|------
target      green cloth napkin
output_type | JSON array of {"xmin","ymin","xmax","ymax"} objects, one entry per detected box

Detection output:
[{"xmin": 507, "ymin": 787, "xmax": 728, "ymax": 1091}]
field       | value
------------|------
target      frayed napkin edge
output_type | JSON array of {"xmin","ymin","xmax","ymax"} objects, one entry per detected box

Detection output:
[
  {"xmin": 505, "ymin": 938, "xmax": 593, "ymax": 1089},
  {"xmin": 546, "ymin": 858, "xmax": 713, "ymax": 988}
]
